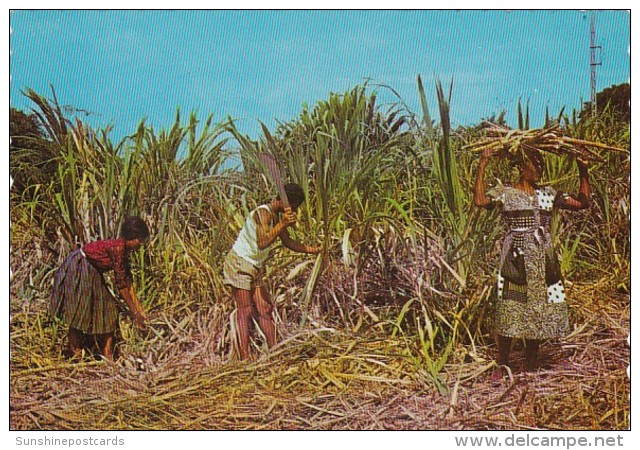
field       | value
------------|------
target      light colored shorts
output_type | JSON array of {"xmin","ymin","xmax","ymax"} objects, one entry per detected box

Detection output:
[{"xmin": 223, "ymin": 250, "xmax": 265, "ymax": 291}]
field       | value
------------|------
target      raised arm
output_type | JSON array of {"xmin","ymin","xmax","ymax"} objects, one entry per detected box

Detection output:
[
  {"xmin": 557, "ymin": 159, "xmax": 591, "ymax": 210},
  {"xmin": 255, "ymin": 207, "xmax": 296, "ymax": 250},
  {"xmin": 474, "ymin": 149, "xmax": 493, "ymax": 208}
]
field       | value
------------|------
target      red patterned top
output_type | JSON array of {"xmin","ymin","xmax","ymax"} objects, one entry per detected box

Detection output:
[{"xmin": 82, "ymin": 239, "xmax": 133, "ymax": 289}]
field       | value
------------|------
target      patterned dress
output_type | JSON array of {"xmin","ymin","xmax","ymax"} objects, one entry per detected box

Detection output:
[{"xmin": 487, "ymin": 184, "xmax": 570, "ymax": 340}]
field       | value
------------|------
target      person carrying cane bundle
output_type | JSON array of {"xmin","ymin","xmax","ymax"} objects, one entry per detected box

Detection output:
[{"xmin": 474, "ymin": 147, "xmax": 590, "ymax": 380}]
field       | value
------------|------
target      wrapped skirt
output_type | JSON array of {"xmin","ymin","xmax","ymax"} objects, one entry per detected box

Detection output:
[{"xmin": 50, "ymin": 249, "xmax": 120, "ymax": 335}]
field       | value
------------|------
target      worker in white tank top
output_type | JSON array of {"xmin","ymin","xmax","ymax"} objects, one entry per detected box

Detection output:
[
  {"xmin": 231, "ymin": 204, "xmax": 275, "ymax": 268},
  {"xmin": 223, "ymin": 183, "xmax": 322, "ymax": 360}
]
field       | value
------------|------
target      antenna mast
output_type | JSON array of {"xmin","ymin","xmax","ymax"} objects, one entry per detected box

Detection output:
[{"xmin": 590, "ymin": 12, "xmax": 602, "ymax": 115}]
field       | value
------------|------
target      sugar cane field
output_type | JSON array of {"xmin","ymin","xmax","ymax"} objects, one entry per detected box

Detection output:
[{"xmin": 9, "ymin": 80, "xmax": 630, "ymax": 430}]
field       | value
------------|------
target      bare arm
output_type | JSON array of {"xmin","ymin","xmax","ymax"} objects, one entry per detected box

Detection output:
[
  {"xmin": 255, "ymin": 207, "xmax": 295, "ymax": 250},
  {"xmin": 106, "ymin": 244, "xmax": 147, "ymax": 330},
  {"xmin": 279, "ymin": 229, "xmax": 322, "ymax": 254},
  {"xmin": 558, "ymin": 159, "xmax": 591, "ymax": 210},
  {"xmin": 119, "ymin": 286, "xmax": 148, "ymax": 330},
  {"xmin": 474, "ymin": 149, "xmax": 492, "ymax": 207},
  {"xmin": 256, "ymin": 207, "xmax": 321, "ymax": 254}
]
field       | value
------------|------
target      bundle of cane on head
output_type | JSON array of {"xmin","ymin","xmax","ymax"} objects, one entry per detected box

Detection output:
[{"xmin": 464, "ymin": 121, "xmax": 628, "ymax": 164}]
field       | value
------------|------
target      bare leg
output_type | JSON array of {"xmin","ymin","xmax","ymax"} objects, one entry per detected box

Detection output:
[
  {"xmin": 524, "ymin": 339, "xmax": 540, "ymax": 371},
  {"xmin": 67, "ymin": 327, "xmax": 84, "ymax": 359},
  {"xmin": 97, "ymin": 332, "xmax": 115, "ymax": 360},
  {"xmin": 491, "ymin": 335, "xmax": 512, "ymax": 382},
  {"xmin": 497, "ymin": 335, "xmax": 512, "ymax": 366},
  {"xmin": 254, "ymin": 286, "xmax": 277, "ymax": 348},
  {"xmin": 234, "ymin": 288, "xmax": 255, "ymax": 360}
]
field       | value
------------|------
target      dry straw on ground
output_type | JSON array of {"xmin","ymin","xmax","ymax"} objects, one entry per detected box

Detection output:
[{"xmin": 10, "ymin": 280, "xmax": 629, "ymax": 430}]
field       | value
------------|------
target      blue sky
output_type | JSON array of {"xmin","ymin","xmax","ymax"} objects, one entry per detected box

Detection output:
[{"xmin": 9, "ymin": 10, "xmax": 630, "ymax": 143}]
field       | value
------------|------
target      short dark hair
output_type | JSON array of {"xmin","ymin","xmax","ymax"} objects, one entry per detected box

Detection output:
[
  {"xmin": 283, "ymin": 183, "xmax": 305, "ymax": 209},
  {"xmin": 121, "ymin": 216, "xmax": 150, "ymax": 242}
]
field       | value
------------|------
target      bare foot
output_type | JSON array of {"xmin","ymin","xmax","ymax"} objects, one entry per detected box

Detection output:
[
  {"xmin": 524, "ymin": 357, "xmax": 539, "ymax": 372},
  {"xmin": 490, "ymin": 366, "xmax": 508, "ymax": 383}
]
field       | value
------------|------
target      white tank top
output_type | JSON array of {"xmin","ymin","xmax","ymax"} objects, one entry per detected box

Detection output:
[{"xmin": 232, "ymin": 205, "xmax": 274, "ymax": 267}]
